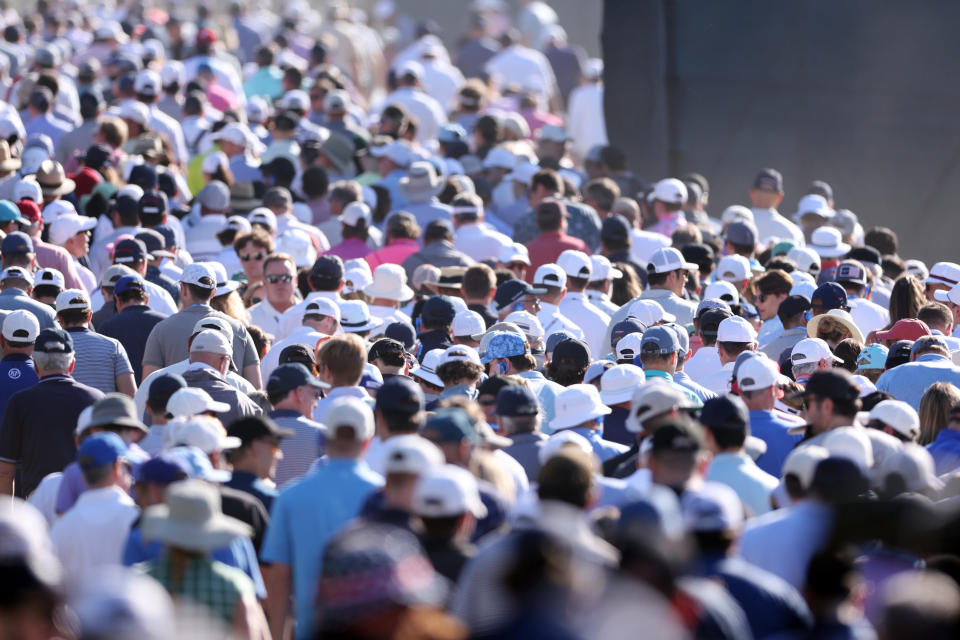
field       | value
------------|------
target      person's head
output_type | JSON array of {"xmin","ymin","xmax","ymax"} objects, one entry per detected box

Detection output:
[
  {"xmin": 865, "ymin": 399, "xmax": 920, "ymax": 444},
  {"xmin": 145, "ymin": 372, "xmax": 186, "ymax": 424},
  {"xmin": 544, "ymin": 338, "xmax": 590, "ymax": 386},
  {"xmin": 797, "ymin": 369, "xmax": 861, "ymax": 435},
  {"xmin": 32, "ymin": 328, "xmax": 75, "ymax": 376},
  {"xmin": 384, "ymin": 211, "xmax": 420, "ymax": 245},
  {"xmin": 1, "ymin": 232, "xmax": 36, "ymax": 272},
  {"xmin": 911, "ymin": 335, "xmax": 951, "ymax": 360},
  {"xmin": 224, "ymin": 416, "xmax": 293, "ymax": 481},
  {"xmin": 308, "ymin": 255, "xmax": 345, "ymax": 293},
  {"xmin": 374, "ymin": 376, "xmax": 425, "ymax": 438},
  {"xmin": 450, "ymin": 191, "xmax": 484, "ymax": 229},
  {"xmin": 889, "ymin": 274, "xmax": 926, "ymax": 325},
  {"xmin": 493, "ymin": 279, "xmax": 543, "ymax": 320},
  {"xmin": 316, "ymin": 334, "xmax": 367, "ymax": 388},
  {"xmin": 461, "ymin": 263, "xmax": 496, "ymax": 304},
  {"xmin": 535, "ymin": 197, "xmax": 567, "ymax": 234},
  {"xmin": 413, "ymin": 463, "xmax": 485, "ymax": 542},
  {"xmin": 699, "ymin": 394, "xmax": 750, "ymax": 455},
  {"xmin": 234, "ymin": 229, "xmax": 274, "ymax": 283},
  {"xmin": 528, "ymin": 169, "xmax": 563, "ymax": 208},
  {"xmin": 435, "ymin": 345, "xmax": 484, "ymax": 389},
  {"xmin": 918, "ymin": 302, "xmax": 954, "ymax": 335},
  {"xmin": 647, "ymin": 418, "xmax": 707, "ymax": 494},
  {"xmin": 790, "ymin": 337, "xmax": 841, "ymax": 381},
  {"xmin": 715, "ymin": 316, "xmax": 757, "ymax": 365},
  {"xmin": 918, "ymin": 382, "xmax": 960, "ymax": 445},
  {"xmin": 778, "ymin": 294, "xmax": 811, "ymax": 331},
  {"xmin": 178, "ymin": 263, "xmax": 217, "ymax": 304},
  {"xmin": 261, "ymin": 253, "xmax": 297, "ymax": 308},
  {"xmin": 646, "ymin": 247, "xmax": 696, "ymax": 296},
  {"xmin": 754, "ymin": 269, "xmax": 793, "ymax": 322},
  {"xmin": 537, "ymin": 448, "xmax": 595, "ymax": 509},
  {"xmin": 582, "ymin": 177, "xmax": 620, "ymax": 216},
  {"xmin": 266, "ymin": 363, "xmax": 327, "ymax": 417},
  {"xmin": 748, "ymin": 168, "xmax": 784, "ymax": 209},
  {"xmin": 496, "ymin": 385, "xmax": 541, "ymax": 436},
  {"xmin": 420, "ymin": 408, "xmax": 479, "ymax": 467},
  {"xmin": 188, "ymin": 329, "xmax": 232, "ymax": 375},
  {"xmin": 876, "ymin": 570, "xmax": 960, "ymax": 640},
  {"xmin": 736, "ymin": 356, "xmax": 781, "ymax": 412},
  {"xmin": 0, "ymin": 309, "xmax": 39, "ymax": 356},
  {"xmin": 323, "ymin": 396, "xmax": 376, "ymax": 459},
  {"xmin": 638, "ymin": 326, "xmax": 680, "ymax": 373},
  {"xmin": 77, "ymin": 432, "xmax": 130, "ymax": 491},
  {"xmin": 420, "ymin": 295, "xmax": 457, "ymax": 333},
  {"xmin": 54, "ymin": 288, "xmax": 92, "ymax": 328}
]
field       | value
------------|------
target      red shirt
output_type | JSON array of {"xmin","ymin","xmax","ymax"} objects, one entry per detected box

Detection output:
[
  {"xmin": 525, "ymin": 231, "xmax": 590, "ymax": 283},
  {"xmin": 365, "ymin": 238, "xmax": 420, "ymax": 270}
]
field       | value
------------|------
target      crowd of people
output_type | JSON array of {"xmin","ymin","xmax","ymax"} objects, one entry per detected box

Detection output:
[{"xmin": 1, "ymin": 1, "xmax": 960, "ymax": 639}]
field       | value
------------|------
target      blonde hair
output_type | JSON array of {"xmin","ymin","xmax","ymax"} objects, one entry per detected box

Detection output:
[
  {"xmin": 919, "ymin": 382, "xmax": 960, "ymax": 445},
  {"xmin": 211, "ymin": 291, "xmax": 251, "ymax": 326},
  {"xmin": 317, "ymin": 333, "xmax": 366, "ymax": 386}
]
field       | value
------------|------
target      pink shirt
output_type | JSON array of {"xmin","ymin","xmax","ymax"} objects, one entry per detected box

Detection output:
[
  {"xmin": 365, "ymin": 239, "xmax": 420, "ymax": 271},
  {"xmin": 325, "ymin": 238, "xmax": 372, "ymax": 261},
  {"xmin": 35, "ymin": 238, "xmax": 85, "ymax": 290}
]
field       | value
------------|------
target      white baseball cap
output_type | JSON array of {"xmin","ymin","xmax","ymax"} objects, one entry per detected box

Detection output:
[
  {"xmin": 13, "ymin": 179, "xmax": 43, "ymax": 203},
  {"xmin": 248, "ymin": 207, "xmax": 277, "ymax": 231},
  {"xmin": 189, "ymin": 329, "xmax": 232, "ymax": 356},
  {"xmin": 338, "ymin": 201, "xmax": 371, "ymax": 227},
  {"xmin": 192, "ymin": 316, "xmax": 233, "ymax": 338},
  {"xmin": 413, "ymin": 464, "xmax": 487, "ymax": 518},
  {"xmin": 589, "ymin": 255, "xmax": 622, "ymax": 282},
  {"xmin": 48, "ymin": 213, "xmax": 97, "ymax": 246},
  {"xmin": 615, "ymin": 332, "xmax": 644, "ymax": 362},
  {"xmin": 0, "ymin": 266, "xmax": 32, "ymax": 286},
  {"xmin": 171, "ymin": 416, "xmax": 241, "ymax": 453},
  {"xmin": 118, "ymin": 99, "xmax": 150, "ymax": 126},
  {"xmin": 627, "ymin": 299, "xmax": 675, "ymax": 325},
  {"xmin": 54, "ymin": 288, "xmax": 90, "ymax": 312},
  {"xmin": 532, "ymin": 263, "xmax": 566, "ymax": 288},
  {"xmin": 715, "ymin": 255, "xmax": 751, "ymax": 283},
  {"xmin": 647, "ymin": 247, "xmax": 697, "ymax": 274},
  {"xmin": 551, "ymin": 383, "xmax": 611, "ymax": 431},
  {"xmin": 736, "ymin": 356, "xmax": 779, "ymax": 392},
  {"xmin": 868, "ymin": 400, "xmax": 920, "ymax": 442},
  {"xmin": 783, "ymin": 445, "xmax": 829, "ymax": 489},
  {"xmin": 369, "ymin": 140, "xmax": 413, "ymax": 168},
  {"xmin": 40, "ymin": 199, "xmax": 76, "ymax": 223},
  {"xmin": 133, "ymin": 69, "xmax": 161, "ymax": 95},
  {"xmin": 280, "ymin": 89, "xmax": 310, "ymax": 111},
  {"xmin": 625, "ymin": 380, "xmax": 698, "ymax": 433},
  {"xmin": 934, "ymin": 284, "xmax": 960, "ymax": 306},
  {"xmin": 381, "ymin": 434, "xmax": 444, "ymax": 475},
  {"xmin": 34, "ymin": 268, "xmax": 65, "ymax": 290},
  {"xmin": 161, "ymin": 60, "xmax": 185, "ymax": 87},
  {"xmin": 504, "ymin": 310, "xmax": 543, "ymax": 338},
  {"xmin": 343, "ymin": 268, "xmax": 373, "ymax": 295},
  {"xmin": 210, "ymin": 123, "xmax": 250, "ymax": 148},
  {"xmin": 716, "ymin": 316, "xmax": 757, "ymax": 343},
  {"xmin": 482, "ymin": 146, "xmax": 516, "ymax": 170},
  {"xmin": 822, "ymin": 427, "xmax": 874, "ymax": 471},
  {"xmin": 925, "ymin": 262, "xmax": 960, "ymax": 288},
  {"xmin": 439, "ymin": 344, "xmax": 481, "ymax": 366},
  {"xmin": 877, "ymin": 444, "xmax": 943, "ymax": 495},
  {"xmin": 721, "ymin": 205, "xmax": 754, "ymax": 226},
  {"xmin": 538, "ymin": 429, "xmax": 594, "ymax": 465},
  {"xmin": 303, "ymin": 297, "xmax": 341, "ymax": 322},
  {"xmin": 498, "ymin": 242, "xmax": 530, "ymax": 265},
  {"xmin": 1, "ymin": 309, "xmax": 39, "ymax": 342},
  {"xmin": 276, "ymin": 229, "xmax": 317, "ymax": 268},
  {"xmin": 452, "ymin": 310, "xmax": 486, "ymax": 340},
  {"xmin": 323, "ymin": 396, "xmax": 375, "ymax": 441},
  {"xmin": 793, "ymin": 194, "xmax": 834, "ymax": 220},
  {"xmin": 790, "ymin": 337, "xmax": 842, "ymax": 366},
  {"xmin": 166, "ymin": 387, "xmax": 231, "ymax": 419},
  {"xmin": 652, "ymin": 178, "xmax": 687, "ymax": 205},
  {"xmin": 180, "ymin": 263, "xmax": 216, "ymax": 289},
  {"xmin": 787, "ymin": 247, "xmax": 822, "ymax": 276},
  {"xmin": 702, "ymin": 280, "xmax": 739, "ymax": 305},
  {"xmin": 556, "ymin": 250, "xmax": 592, "ymax": 279},
  {"xmin": 599, "ymin": 364, "xmax": 646, "ymax": 405}
]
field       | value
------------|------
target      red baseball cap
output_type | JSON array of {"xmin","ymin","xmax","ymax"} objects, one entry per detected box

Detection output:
[
  {"xmin": 16, "ymin": 200, "xmax": 41, "ymax": 225},
  {"xmin": 196, "ymin": 28, "xmax": 217, "ymax": 46},
  {"xmin": 875, "ymin": 318, "xmax": 931, "ymax": 343}
]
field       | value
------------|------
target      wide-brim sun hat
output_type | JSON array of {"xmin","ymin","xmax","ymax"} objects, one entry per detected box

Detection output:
[
  {"xmin": 141, "ymin": 480, "xmax": 253, "ymax": 552},
  {"xmin": 363, "ymin": 267, "xmax": 415, "ymax": 302},
  {"xmin": 806, "ymin": 308, "xmax": 864, "ymax": 344}
]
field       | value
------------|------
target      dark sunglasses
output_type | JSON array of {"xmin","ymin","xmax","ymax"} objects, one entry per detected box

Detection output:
[
  {"xmin": 240, "ymin": 252, "xmax": 266, "ymax": 262},
  {"xmin": 265, "ymin": 274, "xmax": 294, "ymax": 284}
]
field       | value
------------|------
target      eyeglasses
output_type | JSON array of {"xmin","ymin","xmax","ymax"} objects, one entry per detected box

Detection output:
[
  {"xmin": 300, "ymin": 386, "xmax": 323, "ymax": 399},
  {"xmin": 265, "ymin": 274, "xmax": 294, "ymax": 284},
  {"xmin": 240, "ymin": 252, "xmax": 266, "ymax": 262},
  {"xmin": 478, "ymin": 397, "xmax": 497, "ymax": 407}
]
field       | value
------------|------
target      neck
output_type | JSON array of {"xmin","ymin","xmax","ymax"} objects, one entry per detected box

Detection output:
[
  {"xmin": 464, "ymin": 296, "xmax": 490, "ymax": 306},
  {"xmin": 372, "ymin": 298, "xmax": 398, "ymax": 308},
  {"xmin": 268, "ymin": 296, "xmax": 295, "ymax": 312},
  {"xmin": 38, "ymin": 369, "xmax": 69, "ymax": 377}
]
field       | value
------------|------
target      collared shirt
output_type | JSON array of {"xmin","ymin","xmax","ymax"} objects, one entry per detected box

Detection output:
[
  {"xmin": 749, "ymin": 410, "xmax": 803, "ymax": 476},
  {"xmin": 0, "ymin": 373, "xmax": 103, "ymax": 497},
  {"xmin": 672, "ymin": 370, "xmax": 717, "ymax": 404},
  {"xmin": 260, "ymin": 458, "xmax": 383, "ymax": 639},
  {"xmin": 50, "ymin": 485, "xmax": 138, "ymax": 588},
  {"xmin": 144, "ymin": 551, "xmax": 254, "ymax": 625},
  {"xmin": 261, "ymin": 326, "xmax": 327, "ymax": 381},
  {"xmin": 751, "ymin": 208, "xmax": 805, "ymax": 246},
  {"xmin": 225, "ymin": 469, "xmax": 278, "ymax": 512},
  {"xmin": 0, "ymin": 353, "xmax": 38, "ymax": 420},
  {"xmin": 513, "ymin": 200, "xmax": 602, "ymax": 251},
  {"xmin": 927, "ymin": 428, "xmax": 960, "ymax": 476},
  {"xmin": 706, "ymin": 452, "xmax": 779, "ymax": 516},
  {"xmin": 649, "ymin": 211, "xmax": 686, "ymax": 238},
  {"xmin": 25, "ymin": 112, "xmax": 71, "ymax": 148},
  {"xmin": 516, "ymin": 370, "xmax": 563, "ymax": 428},
  {"xmin": 0, "ymin": 288, "xmax": 57, "ymax": 329},
  {"xmin": 247, "ymin": 298, "xmax": 287, "ymax": 339},
  {"xmin": 525, "ymin": 230, "xmax": 591, "ymax": 280},
  {"xmin": 365, "ymin": 238, "xmax": 420, "ymax": 271},
  {"xmin": 65, "ymin": 326, "xmax": 134, "ymax": 394},
  {"xmin": 276, "ymin": 291, "xmax": 341, "ymax": 341},
  {"xmin": 702, "ymin": 362, "xmax": 736, "ymax": 396},
  {"xmin": 270, "ymin": 408, "xmax": 324, "ymax": 487},
  {"xmin": 739, "ymin": 501, "xmax": 832, "ymax": 590},
  {"xmin": 502, "ymin": 431, "xmax": 548, "ymax": 482},
  {"xmin": 142, "ymin": 303, "xmax": 260, "ymax": 373},
  {"xmin": 644, "ymin": 369, "xmax": 704, "ymax": 407},
  {"xmin": 684, "ymin": 345, "xmax": 722, "ymax": 387},
  {"xmin": 556, "ymin": 425, "xmax": 629, "ymax": 462},
  {"xmin": 559, "ymin": 291, "xmax": 611, "ymax": 359},
  {"xmin": 454, "ymin": 222, "xmax": 513, "ymax": 263},
  {"xmin": 585, "ymin": 289, "xmax": 619, "ymax": 317},
  {"xmin": 760, "ymin": 325, "xmax": 808, "ymax": 362},
  {"xmin": 313, "ymin": 386, "xmax": 372, "ymax": 425},
  {"xmin": 537, "ymin": 302, "xmax": 585, "ymax": 343},
  {"xmin": 876, "ymin": 353, "xmax": 960, "ymax": 410},
  {"xmin": 757, "ymin": 316, "xmax": 784, "ymax": 346}
]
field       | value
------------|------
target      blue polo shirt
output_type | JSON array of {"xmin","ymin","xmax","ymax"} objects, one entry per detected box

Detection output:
[
  {"xmin": 260, "ymin": 458, "xmax": 383, "ymax": 639},
  {"xmin": 927, "ymin": 428, "xmax": 960, "ymax": 476},
  {"xmin": 0, "ymin": 353, "xmax": 38, "ymax": 419},
  {"xmin": 0, "ymin": 289, "xmax": 57, "ymax": 330},
  {"xmin": 98, "ymin": 305, "xmax": 168, "ymax": 383},
  {"xmin": 876, "ymin": 353, "xmax": 960, "ymax": 410},
  {"xmin": 749, "ymin": 410, "xmax": 803, "ymax": 476},
  {"xmin": 559, "ymin": 426, "xmax": 629, "ymax": 462}
]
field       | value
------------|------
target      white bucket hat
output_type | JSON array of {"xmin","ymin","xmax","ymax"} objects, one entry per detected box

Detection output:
[
  {"xmin": 551, "ymin": 383, "xmax": 612, "ymax": 431},
  {"xmin": 141, "ymin": 479, "xmax": 252, "ymax": 552},
  {"xmin": 339, "ymin": 301, "xmax": 384, "ymax": 333},
  {"xmin": 364, "ymin": 263, "xmax": 414, "ymax": 301},
  {"xmin": 599, "ymin": 364, "xmax": 646, "ymax": 405}
]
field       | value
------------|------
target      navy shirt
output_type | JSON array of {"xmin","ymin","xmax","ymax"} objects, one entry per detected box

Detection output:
[
  {"xmin": 98, "ymin": 305, "xmax": 168, "ymax": 383},
  {"xmin": 0, "ymin": 373, "xmax": 103, "ymax": 497},
  {"xmin": 224, "ymin": 469, "xmax": 277, "ymax": 513},
  {"xmin": 601, "ymin": 405, "xmax": 633, "ymax": 446},
  {"xmin": 0, "ymin": 353, "xmax": 39, "ymax": 420},
  {"xmin": 146, "ymin": 265, "xmax": 181, "ymax": 305},
  {"xmin": 416, "ymin": 329, "xmax": 454, "ymax": 362}
]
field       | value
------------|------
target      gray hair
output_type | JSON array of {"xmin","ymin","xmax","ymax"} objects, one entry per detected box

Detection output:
[
  {"xmin": 791, "ymin": 361, "xmax": 820, "ymax": 379},
  {"xmin": 33, "ymin": 351, "xmax": 75, "ymax": 373},
  {"xmin": 499, "ymin": 414, "xmax": 541, "ymax": 436}
]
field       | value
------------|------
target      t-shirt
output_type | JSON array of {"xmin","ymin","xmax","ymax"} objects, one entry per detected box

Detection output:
[
  {"xmin": 65, "ymin": 327, "xmax": 134, "ymax": 394},
  {"xmin": 142, "ymin": 303, "xmax": 259, "ymax": 373}
]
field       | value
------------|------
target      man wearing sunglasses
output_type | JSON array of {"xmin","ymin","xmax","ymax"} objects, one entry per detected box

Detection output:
[{"xmin": 249, "ymin": 255, "xmax": 299, "ymax": 338}]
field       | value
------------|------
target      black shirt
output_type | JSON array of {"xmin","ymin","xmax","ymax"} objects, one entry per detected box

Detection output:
[
  {"xmin": 468, "ymin": 303, "xmax": 498, "ymax": 329},
  {"xmin": 416, "ymin": 329, "xmax": 454, "ymax": 363},
  {"xmin": 420, "ymin": 535, "xmax": 475, "ymax": 583},
  {"xmin": 0, "ymin": 374, "xmax": 104, "ymax": 497},
  {"xmin": 99, "ymin": 305, "xmax": 167, "ymax": 383},
  {"xmin": 219, "ymin": 484, "xmax": 269, "ymax": 551}
]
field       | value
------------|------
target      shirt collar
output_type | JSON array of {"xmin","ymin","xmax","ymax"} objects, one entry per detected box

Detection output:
[
  {"xmin": 186, "ymin": 361, "xmax": 222, "ymax": 376},
  {"xmin": 917, "ymin": 353, "xmax": 949, "ymax": 363},
  {"xmin": 270, "ymin": 408, "xmax": 302, "ymax": 419},
  {"xmin": 645, "ymin": 369, "xmax": 673, "ymax": 381},
  {"xmin": 325, "ymin": 386, "xmax": 368, "ymax": 400}
]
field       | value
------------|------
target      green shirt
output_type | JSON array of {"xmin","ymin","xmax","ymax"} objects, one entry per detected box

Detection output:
[{"xmin": 142, "ymin": 551, "xmax": 254, "ymax": 624}]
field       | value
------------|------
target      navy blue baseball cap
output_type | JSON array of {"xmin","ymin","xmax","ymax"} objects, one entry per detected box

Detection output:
[
  {"xmin": 885, "ymin": 340, "xmax": 914, "ymax": 369},
  {"xmin": 135, "ymin": 453, "xmax": 191, "ymax": 485},
  {"xmin": 113, "ymin": 238, "xmax": 149, "ymax": 264},
  {"xmin": 421, "ymin": 295, "xmax": 457, "ymax": 325},
  {"xmin": 640, "ymin": 326, "xmax": 680, "ymax": 355},
  {"xmin": 146, "ymin": 372, "xmax": 187, "ymax": 407},
  {"xmin": 77, "ymin": 432, "xmax": 127, "ymax": 469},
  {"xmin": 384, "ymin": 321, "xmax": 416, "ymax": 350},
  {"xmin": 34, "ymin": 328, "xmax": 73, "ymax": 354},
  {"xmin": 310, "ymin": 255, "xmax": 345, "ymax": 282},
  {"xmin": 153, "ymin": 223, "xmax": 177, "ymax": 249},
  {"xmin": 494, "ymin": 279, "xmax": 546, "ymax": 312},
  {"xmin": 421, "ymin": 408, "xmax": 479, "ymax": 444},
  {"xmin": 1, "ymin": 231, "xmax": 33, "ymax": 255},
  {"xmin": 375, "ymin": 376, "xmax": 424, "ymax": 415},
  {"xmin": 267, "ymin": 363, "xmax": 329, "ymax": 395},
  {"xmin": 278, "ymin": 343, "xmax": 316, "ymax": 369},
  {"xmin": 128, "ymin": 163, "xmax": 158, "ymax": 190},
  {"xmin": 699, "ymin": 395, "xmax": 749, "ymax": 433},
  {"xmin": 611, "ymin": 319, "xmax": 645, "ymax": 349},
  {"xmin": 545, "ymin": 330, "xmax": 576, "ymax": 354},
  {"xmin": 811, "ymin": 282, "xmax": 847, "ymax": 311},
  {"xmin": 113, "ymin": 274, "xmax": 147, "ymax": 296},
  {"xmin": 496, "ymin": 385, "xmax": 539, "ymax": 417}
]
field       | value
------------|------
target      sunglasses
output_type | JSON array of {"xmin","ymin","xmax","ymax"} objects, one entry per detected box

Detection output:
[
  {"xmin": 265, "ymin": 274, "xmax": 294, "ymax": 284},
  {"xmin": 240, "ymin": 252, "xmax": 266, "ymax": 262}
]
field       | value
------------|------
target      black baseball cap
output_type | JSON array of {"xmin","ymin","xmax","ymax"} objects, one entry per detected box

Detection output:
[
  {"xmin": 885, "ymin": 340, "xmax": 914, "ymax": 369},
  {"xmin": 310, "ymin": 255, "xmax": 344, "ymax": 283},
  {"xmin": 681, "ymin": 243, "xmax": 715, "ymax": 274},
  {"xmin": 789, "ymin": 369, "xmax": 859, "ymax": 403},
  {"xmin": 698, "ymin": 308, "xmax": 733, "ymax": 337},
  {"xmin": 494, "ymin": 279, "xmax": 546, "ymax": 312},
  {"xmin": 421, "ymin": 295, "xmax": 457, "ymax": 325},
  {"xmin": 545, "ymin": 330, "xmax": 576, "ymax": 354},
  {"xmin": 84, "ymin": 143, "xmax": 113, "ymax": 170},
  {"xmin": 847, "ymin": 246, "xmax": 881, "ymax": 266},
  {"xmin": 551, "ymin": 338, "xmax": 590, "ymax": 369},
  {"xmin": 600, "ymin": 214, "xmax": 631, "ymax": 241},
  {"xmin": 777, "ymin": 295, "xmax": 811, "ymax": 319},
  {"xmin": 368, "ymin": 338, "xmax": 405, "ymax": 362},
  {"xmin": 752, "ymin": 168, "xmax": 783, "ymax": 193},
  {"xmin": 375, "ymin": 376, "xmax": 424, "ymax": 415},
  {"xmin": 278, "ymin": 343, "xmax": 316, "ymax": 369},
  {"xmin": 650, "ymin": 420, "xmax": 705, "ymax": 454},
  {"xmin": 699, "ymin": 395, "xmax": 748, "ymax": 433},
  {"xmin": 135, "ymin": 229, "xmax": 173, "ymax": 259},
  {"xmin": 113, "ymin": 238, "xmax": 149, "ymax": 264},
  {"xmin": 496, "ymin": 385, "xmax": 539, "ymax": 417},
  {"xmin": 266, "ymin": 363, "xmax": 328, "ymax": 396},
  {"xmin": 228, "ymin": 415, "xmax": 294, "ymax": 444},
  {"xmin": 128, "ymin": 163, "xmax": 158, "ymax": 190},
  {"xmin": 811, "ymin": 282, "xmax": 848, "ymax": 311},
  {"xmin": 384, "ymin": 321, "xmax": 416, "ymax": 350},
  {"xmin": 138, "ymin": 191, "xmax": 168, "ymax": 220},
  {"xmin": 807, "ymin": 180, "xmax": 833, "ymax": 201},
  {"xmin": 146, "ymin": 372, "xmax": 186, "ymax": 407}
]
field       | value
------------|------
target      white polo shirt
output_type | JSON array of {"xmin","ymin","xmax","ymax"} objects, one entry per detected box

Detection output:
[{"xmin": 559, "ymin": 292, "xmax": 612, "ymax": 359}]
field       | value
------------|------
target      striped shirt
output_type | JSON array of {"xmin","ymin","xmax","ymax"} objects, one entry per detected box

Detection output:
[
  {"xmin": 269, "ymin": 409, "xmax": 323, "ymax": 487},
  {"xmin": 65, "ymin": 327, "xmax": 134, "ymax": 394}
]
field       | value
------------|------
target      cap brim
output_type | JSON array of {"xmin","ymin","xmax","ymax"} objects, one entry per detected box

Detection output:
[
  {"xmin": 273, "ymin": 426, "xmax": 296, "ymax": 439},
  {"xmin": 221, "ymin": 436, "xmax": 243, "ymax": 450},
  {"xmin": 307, "ymin": 377, "xmax": 332, "ymax": 389},
  {"xmin": 934, "ymin": 289, "xmax": 952, "ymax": 302},
  {"xmin": 681, "ymin": 261, "xmax": 699, "ymax": 271},
  {"xmin": 214, "ymin": 281, "xmax": 240, "ymax": 296}
]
